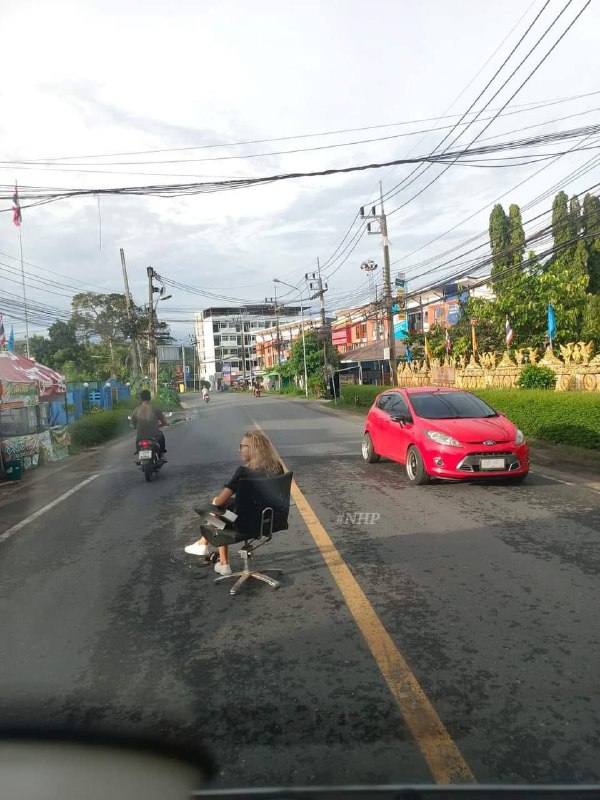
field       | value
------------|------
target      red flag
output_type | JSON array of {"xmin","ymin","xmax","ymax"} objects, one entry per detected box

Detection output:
[
  {"xmin": 445, "ymin": 328, "xmax": 452, "ymax": 353},
  {"xmin": 12, "ymin": 183, "xmax": 22, "ymax": 227}
]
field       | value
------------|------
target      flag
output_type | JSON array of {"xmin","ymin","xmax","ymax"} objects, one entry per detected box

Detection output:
[
  {"xmin": 505, "ymin": 317, "xmax": 515, "ymax": 347},
  {"xmin": 424, "ymin": 336, "xmax": 433, "ymax": 363},
  {"xmin": 12, "ymin": 183, "xmax": 22, "ymax": 227},
  {"xmin": 445, "ymin": 328, "xmax": 452, "ymax": 353},
  {"xmin": 8, "ymin": 325, "xmax": 15, "ymax": 352},
  {"xmin": 0, "ymin": 315, "xmax": 6, "ymax": 348},
  {"xmin": 547, "ymin": 303, "xmax": 556, "ymax": 341},
  {"xmin": 405, "ymin": 343, "xmax": 412, "ymax": 363}
]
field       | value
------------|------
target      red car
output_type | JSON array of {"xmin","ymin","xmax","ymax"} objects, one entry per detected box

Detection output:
[{"xmin": 362, "ymin": 387, "xmax": 529, "ymax": 485}]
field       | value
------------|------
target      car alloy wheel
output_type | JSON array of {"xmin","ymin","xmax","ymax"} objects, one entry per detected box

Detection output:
[
  {"xmin": 362, "ymin": 432, "xmax": 380, "ymax": 463},
  {"xmin": 406, "ymin": 445, "xmax": 430, "ymax": 485}
]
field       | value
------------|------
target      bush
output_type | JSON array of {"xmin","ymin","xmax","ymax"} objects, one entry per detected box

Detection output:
[
  {"xmin": 340, "ymin": 384, "xmax": 390, "ymax": 407},
  {"xmin": 474, "ymin": 390, "xmax": 600, "ymax": 449},
  {"xmin": 516, "ymin": 365, "xmax": 557, "ymax": 390},
  {"xmin": 69, "ymin": 409, "xmax": 129, "ymax": 448}
]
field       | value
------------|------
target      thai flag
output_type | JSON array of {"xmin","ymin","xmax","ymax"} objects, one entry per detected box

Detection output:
[
  {"xmin": 445, "ymin": 328, "xmax": 452, "ymax": 352},
  {"xmin": 505, "ymin": 317, "xmax": 515, "ymax": 347},
  {"xmin": 0, "ymin": 315, "xmax": 6, "ymax": 348},
  {"xmin": 12, "ymin": 183, "xmax": 22, "ymax": 227}
]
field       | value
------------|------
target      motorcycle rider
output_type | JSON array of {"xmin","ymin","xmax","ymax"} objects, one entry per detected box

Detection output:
[
  {"xmin": 202, "ymin": 385, "xmax": 210, "ymax": 402},
  {"xmin": 131, "ymin": 389, "xmax": 168, "ymax": 460}
]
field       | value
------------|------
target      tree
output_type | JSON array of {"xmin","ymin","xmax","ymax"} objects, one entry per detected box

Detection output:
[
  {"xmin": 279, "ymin": 332, "xmax": 339, "ymax": 384},
  {"xmin": 489, "ymin": 203, "xmax": 511, "ymax": 280},
  {"xmin": 28, "ymin": 320, "xmax": 92, "ymax": 374},
  {"xmin": 583, "ymin": 193, "xmax": 600, "ymax": 294},
  {"xmin": 540, "ymin": 238, "xmax": 589, "ymax": 344},
  {"xmin": 552, "ymin": 191, "xmax": 572, "ymax": 249},
  {"xmin": 582, "ymin": 294, "xmax": 600, "ymax": 344},
  {"xmin": 508, "ymin": 204, "xmax": 525, "ymax": 266}
]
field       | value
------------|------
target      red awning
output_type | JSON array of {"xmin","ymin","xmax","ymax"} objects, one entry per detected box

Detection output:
[{"xmin": 0, "ymin": 352, "xmax": 66, "ymax": 399}]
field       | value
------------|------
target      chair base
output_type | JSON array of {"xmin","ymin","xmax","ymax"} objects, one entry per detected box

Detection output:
[{"xmin": 214, "ymin": 567, "xmax": 282, "ymax": 595}]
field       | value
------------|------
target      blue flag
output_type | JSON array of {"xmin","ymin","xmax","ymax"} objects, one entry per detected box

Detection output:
[
  {"xmin": 8, "ymin": 326, "xmax": 15, "ymax": 352},
  {"xmin": 405, "ymin": 344, "xmax": 412, "ymax": 363},
  {"xmin": 547, "ymin": 303, "xmax": 556, "ymax": 341}
]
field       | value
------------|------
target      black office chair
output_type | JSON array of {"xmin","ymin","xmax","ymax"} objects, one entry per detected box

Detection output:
[{"xmin": 208, "ymin": 471, "xmax": 293, "ymax": 596}]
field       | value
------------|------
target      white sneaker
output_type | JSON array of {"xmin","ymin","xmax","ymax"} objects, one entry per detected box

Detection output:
[
  {"xmin": 184, "ymin": 542, "xmax": 208, "ymax": 556},
  {"xmin": 214, "ymin": 563, "xmax": 232, "ymax": 576}
]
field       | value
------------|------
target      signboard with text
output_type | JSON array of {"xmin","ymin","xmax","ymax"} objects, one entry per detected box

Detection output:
[{"xmin": 0, "ymin": 381, "xmax": 39, "ymax": 407}]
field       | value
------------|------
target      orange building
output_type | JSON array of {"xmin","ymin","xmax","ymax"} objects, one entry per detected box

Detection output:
[{"xmin": 331, "ymin": 304, "xmax": 389, "ymax": 355}]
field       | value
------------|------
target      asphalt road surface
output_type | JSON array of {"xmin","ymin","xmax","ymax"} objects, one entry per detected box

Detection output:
[{"xmin": 1, "ymin": 392, "xmax": 599, "ymax": 788}]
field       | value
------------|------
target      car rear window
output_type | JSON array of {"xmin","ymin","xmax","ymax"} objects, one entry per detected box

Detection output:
[{"xmin": 409, "ymin": 391, "xmax": 498, "ymax": 419}]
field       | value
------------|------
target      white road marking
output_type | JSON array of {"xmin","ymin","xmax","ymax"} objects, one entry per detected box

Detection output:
[
  {"xmin": 0, "ymin": 474, "xmax": 100, "ymax": 545},
  {"xmin": 532, "ymin": 471, "xmax": 574, "ymax": 486},
  {"xmin": 532, "ymin": 471, "xmax": 600, "ymax": 495}
]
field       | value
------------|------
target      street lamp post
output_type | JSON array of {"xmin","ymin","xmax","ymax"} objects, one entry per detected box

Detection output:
[{"xmin": 273, "ymin": 279, "xmax": 309, "ymax": 397}]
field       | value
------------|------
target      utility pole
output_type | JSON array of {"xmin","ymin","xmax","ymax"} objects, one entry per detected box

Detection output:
[
  {"xmin": 307, "ymin": 259, "xmax": 329, "ymax": 395},
  {"xmin": 120, "ymin": 249, "xmax": 140, "ymax": 381},
  {"xmin": 265, "ymin": 285, "xmax": 283, "ymax": 389},
  {"xmin": 239, "ymin": 310, "xmax": 247, "ymax": 385},
  {"xmin": 361, "ymin": 182, "xmax": 397, "ymax": 386},
  {"xmin": 146, "ymin": 266, "xmax": 159, "ymax": 396}
]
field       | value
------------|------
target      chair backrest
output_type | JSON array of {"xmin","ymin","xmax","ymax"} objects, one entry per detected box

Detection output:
[{"xmin": 234, "ymin": 471, "xmax": 293, "ymax": 541}]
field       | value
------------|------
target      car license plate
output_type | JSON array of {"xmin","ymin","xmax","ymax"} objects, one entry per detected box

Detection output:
[
  {"xmin": 480, "ymin": 457, "xmax": 505, "ymax": 470},
  {"xmin": 139, "ymin": 450, "xmax": 153, "ymax": 460}
]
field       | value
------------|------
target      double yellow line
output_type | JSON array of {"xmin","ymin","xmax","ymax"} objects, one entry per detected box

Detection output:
[{"xmin": 251, "ymin": 415, "xmax": 475, "ymax": 784}]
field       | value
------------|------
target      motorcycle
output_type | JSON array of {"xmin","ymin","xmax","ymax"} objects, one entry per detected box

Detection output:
[
  {"xmin": 136, "ymin": 435, "xmax": 164, "ymax": 482},
  {"xmin": 253, "ymin": 386, "xmax": 261, "ymax": 398},
  {"xmin": 128, "ymin": 412, "xmax": 172, "ymax": 482},
  {"xmin": 203, "ymin": 392, "xmax": 210, "ymax": 403}
]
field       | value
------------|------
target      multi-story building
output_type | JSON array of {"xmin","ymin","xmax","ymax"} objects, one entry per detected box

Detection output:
[
  {"xmin": 331, "ymin": 279, "xmax": 495, "ymax": 354},
  {"xmin": 254, "ymin": 316, "xmax": 324, "ymax": 373},
  {"xmin": 194, "ymin": 305, "xmax": 302, "ymax": 387}
]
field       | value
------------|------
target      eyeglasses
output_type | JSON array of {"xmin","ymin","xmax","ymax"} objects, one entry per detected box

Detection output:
[{"xmin": 239, "ymin": 443, "xmax": 250, "ymax": 451}]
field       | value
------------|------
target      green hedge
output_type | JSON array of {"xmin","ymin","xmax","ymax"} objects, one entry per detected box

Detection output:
[
  {"xmin": 69, "ymin": 409, "xmax": 129, "ymax": 447},
  {"xmin": 340, "ymin": 385, "xmax": 388, "ymax": 406},
  {"xmin": 473, "ymin": 390, "xmax": 600, "ymax": 449},
  {"xmin": 339, "ymin": 385, "xmax": 600, "ymax": 449}
]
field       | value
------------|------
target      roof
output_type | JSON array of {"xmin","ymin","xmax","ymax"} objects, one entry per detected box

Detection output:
[
  {"xmin": 0, "ymin": 352, "xmax": 66, "ymax": 398},
  {"xmin": 341, "ymin": 340, "xmax": 406, "ymax": 364}
]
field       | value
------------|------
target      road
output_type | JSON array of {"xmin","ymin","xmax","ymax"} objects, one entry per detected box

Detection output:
[{"xmin": 1, "ymin": 392, "xmax": 599, "ymax": 787}]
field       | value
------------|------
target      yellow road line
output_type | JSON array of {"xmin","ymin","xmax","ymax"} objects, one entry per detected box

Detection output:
[{"xmin": 248, "ymin": 415, "xmax": 475, "ymax": 784}]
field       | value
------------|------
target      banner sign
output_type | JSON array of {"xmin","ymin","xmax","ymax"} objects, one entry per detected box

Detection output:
[
  {"xmin": 1, "ymin": 430, "xmax": 53, "ymax": 469},
  {"xmin": 0, "ymin": 380, "xmax": 39, "ymax": 407}
]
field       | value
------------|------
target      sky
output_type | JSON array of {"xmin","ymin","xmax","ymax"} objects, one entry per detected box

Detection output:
[{"xmin": 1, "ymin": 0, "xmax": 599, "ymax": 343}]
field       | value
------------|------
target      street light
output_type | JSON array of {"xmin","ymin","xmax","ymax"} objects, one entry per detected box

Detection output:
[{"xmin": 273, "ymin": 278, "xmax": 309, "ymax": 397}]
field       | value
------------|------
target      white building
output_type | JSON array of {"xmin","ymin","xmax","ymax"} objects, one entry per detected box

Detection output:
[{"xmin": 194, "ymin": 305, "xmax": 303, "ymax": 387}]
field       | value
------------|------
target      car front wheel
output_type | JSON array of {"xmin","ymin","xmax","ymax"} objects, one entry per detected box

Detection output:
[
  {"xmin": 406, "ymin": 445, "xmax": 430, "ymax": 485},
  {"xmin": 362, "ymin": 432, "xmax": 380, "ymax": 463}
]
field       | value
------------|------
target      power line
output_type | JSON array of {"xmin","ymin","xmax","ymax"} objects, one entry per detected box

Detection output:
[{"xmin": 385, "ymin": 0, "xmax": 590, "ymax": 218}]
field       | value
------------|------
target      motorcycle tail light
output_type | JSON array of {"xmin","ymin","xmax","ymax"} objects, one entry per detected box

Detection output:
[{"xmin": 140, "ymin": 440, "xmax": 150, "ymax": 447}]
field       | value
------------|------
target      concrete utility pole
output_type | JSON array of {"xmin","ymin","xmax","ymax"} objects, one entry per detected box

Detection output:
[
  {"xmin": 265, "ymin": 288, "xmax": 283, "ymax": 390},
  {"xmin": 120, "ymin": 249, "xmax": 141, "ymax": 380},
  {"xmin": 361, "ymin": 182, "xmax": 397, "ymax": 386},
  {"xmin": 146, "ymin": 266, "xmax": 159, "ymax": 396},
  {"xmin": 307, "ymin": 258, "xmax": 329, "ymax": 395}
]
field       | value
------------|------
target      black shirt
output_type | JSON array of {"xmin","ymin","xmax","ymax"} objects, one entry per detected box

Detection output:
[{"xmin": 225, "ymin": 464, "xmax": 284, "ymax": 495}]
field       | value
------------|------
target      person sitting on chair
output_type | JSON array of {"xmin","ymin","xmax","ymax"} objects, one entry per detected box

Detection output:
[{"xmin": 184, "ymin": 430, "xmax": 284, "ymax": 575}]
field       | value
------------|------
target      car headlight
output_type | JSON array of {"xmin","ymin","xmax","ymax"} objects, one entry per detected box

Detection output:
[
  {"xmin": 515, "ymin": 429, "xmax": 525, "ymax": 445},
  {"xmin": 425, "ymin": 430, "xmax": 462, "ymax": 447}
]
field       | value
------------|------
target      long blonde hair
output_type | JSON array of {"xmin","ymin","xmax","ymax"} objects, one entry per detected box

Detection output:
[{"xmin": 243, "ymin": 430, "xmax": 284, "ymax": 474}]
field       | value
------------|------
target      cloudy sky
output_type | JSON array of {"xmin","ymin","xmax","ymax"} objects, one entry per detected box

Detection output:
[{"xmin": 1, "ymin": 0, "xmax": 599, "ymax": 342}]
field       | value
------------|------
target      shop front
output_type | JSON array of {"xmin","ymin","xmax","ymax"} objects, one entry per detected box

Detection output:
[{"xmin": 0, "ymin": 352, "xmax": 69, "ymax": 474}]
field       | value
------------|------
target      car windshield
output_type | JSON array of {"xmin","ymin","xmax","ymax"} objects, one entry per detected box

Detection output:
[{"xmin": 409, "ymin": 392, "xmax": 498, "ymax": 419}]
